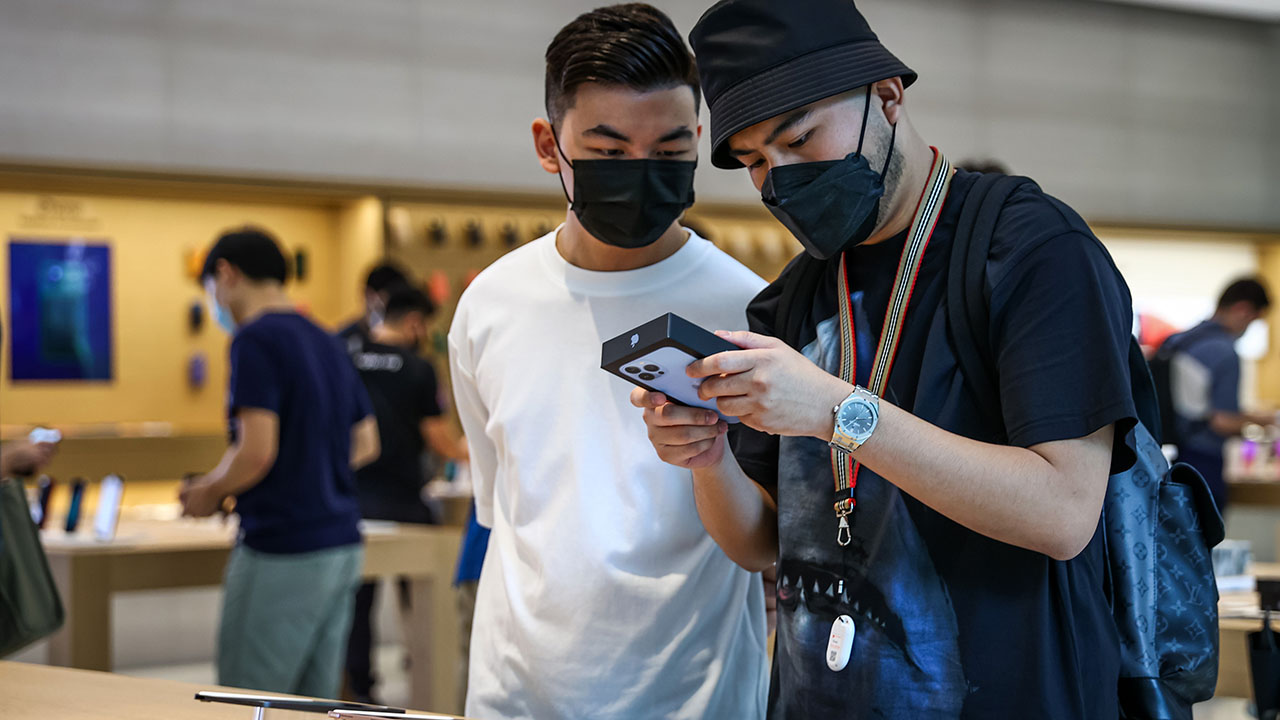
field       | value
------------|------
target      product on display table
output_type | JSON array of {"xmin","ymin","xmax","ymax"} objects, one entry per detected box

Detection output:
[
  {"xmin": 601, "ymin": 312, "xmax": 741, "ymax": 423},
  {"xmin": 92, "ymin": 474, "xmax": 124, "ymax": 542},
  {"xmin": 196, "ymin": 691, "xmax": 405, "ymax": 719},
  {"xmin": 330, "ymin": 711, "xmax": 461, "ymax": 720}
]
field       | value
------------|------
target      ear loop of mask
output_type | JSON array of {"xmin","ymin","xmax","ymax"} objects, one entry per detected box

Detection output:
[
  {"xmin": 549, "ymin": 124, "xmax": 575, "ymax": 205},
  {"xmin": 856, "ymin": 85, "xmax": 897, "ymax": 179}
]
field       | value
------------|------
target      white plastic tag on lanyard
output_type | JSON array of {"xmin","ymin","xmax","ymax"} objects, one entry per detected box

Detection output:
[{"xmin": 827, "ymin": 614, "xmax": 855, "ymax": 671}]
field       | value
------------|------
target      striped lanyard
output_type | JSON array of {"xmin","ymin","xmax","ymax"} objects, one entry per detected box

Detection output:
[{"xmin": 832, "ymin": 148, "xmax": 952, "ymax": 547}]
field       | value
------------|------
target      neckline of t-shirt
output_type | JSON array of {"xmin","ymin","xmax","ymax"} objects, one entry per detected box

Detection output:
[{"xmin": 537, "ymin": 224, "xmax": 714, "ymax": 297}]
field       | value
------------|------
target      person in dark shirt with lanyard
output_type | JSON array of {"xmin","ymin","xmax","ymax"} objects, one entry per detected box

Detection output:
[
  {"xmin": 182, "ymin": 227, "xmax": 381, "ymax": 699},
  {"xmin": 343, "ymin": 284, "xmax": 468, "ymax": 703},
  {"xmin": 633, "ymin": 1, "xmax": 1138, "ymax": 717}
]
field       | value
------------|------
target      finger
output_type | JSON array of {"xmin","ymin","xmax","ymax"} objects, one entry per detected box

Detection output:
[
  {"xmin": 714, "ymin": 330, "xmax": 783, "ymax": 350},
  {"xmin": 651, "ymin": 422, "xmax": 722, "ymax": 447},
  {"xmin": 688, "ymin": 350, "xmax": 759, "ymax": 379},
  {"xmin": 698, "ymin": 372, "xmax": 755, "ymax": 401},
  {"xmin": 650, "ymin": 402, "xmax": 719, "ymax": 428},
  {"xmin": 661, "ymin": 437, "xmax": 718, "ymax": 465},
  {"xmin": 630, "ymin": 387, "xmax": 667, "ymax": 409},
  {"xmin": 715, "ymin": 396, "xmax": 759, "ymax": 418}
]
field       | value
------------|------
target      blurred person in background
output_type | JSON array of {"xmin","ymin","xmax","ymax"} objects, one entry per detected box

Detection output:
[
  {"xmin": 448, "ymin": 5, "xmax": 768, "ymax": 718},
  {"xmin": 182, "ymin": 227, "xmax": 380, "ymax": 699},
  {"xmin": 0, "ymin": 321, "xmax": 57, "ymax": 479},
  {"xmin": 451, "ymin": 500, "xmax": 489, "ymax": 708},
  {"xmin": 1162, "ymin": 277, "xmax": 1273, "ymax": 512},
  {"xmin": 343, "ymin": 283, "xmax": 468, "ymax": 704},
  {"xmin": 339, "ymin": 263, "xmax": 411, "ymax": 354},
  {"xmin": 0, "ymin": 439, "xmax": 55, "ymax": 478}
]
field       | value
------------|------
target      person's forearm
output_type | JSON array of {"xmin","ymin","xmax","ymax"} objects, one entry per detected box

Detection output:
[
  {"xmin": 814, "ymin": 381, "xmax": 1110, "ymax": 560},
  {"xmin": 204, "ymin": 443, "xmax": 272, "ymax": 498},
  {"xmin": 691, "ymin": 448, "xmax": 779, "ymax": 572}
]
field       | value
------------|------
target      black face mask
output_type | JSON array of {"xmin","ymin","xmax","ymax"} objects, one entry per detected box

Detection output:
[
  {"xmin": 760, "ymin": 89, "xmax": 897, "ymax": 260},
  {"xmin": 553, "ymin": 133, "xmax": 697, "ymax": 249}
]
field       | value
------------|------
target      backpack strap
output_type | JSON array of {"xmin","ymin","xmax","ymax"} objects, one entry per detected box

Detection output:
[{"xmin": 946, "ymin": 174, "xmax": 1033, "ymax": 432}]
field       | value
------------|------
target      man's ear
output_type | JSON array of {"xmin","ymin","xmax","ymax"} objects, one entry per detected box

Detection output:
[
  {"xmin": 532, "ymin": 118, "xmax": 561, "ymax": 175},
  {"xmin": 215, "ymin": 258, "xmax": 238, "ymax": 287},
  {"xmin": 874, "ymin": 77, "xmax": 907, "ymax": 126}
]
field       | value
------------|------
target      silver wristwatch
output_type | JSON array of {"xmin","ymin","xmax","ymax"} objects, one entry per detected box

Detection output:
[{"xmin": 829, "ymin": 386, "xmax": 881, "ymax": 453}]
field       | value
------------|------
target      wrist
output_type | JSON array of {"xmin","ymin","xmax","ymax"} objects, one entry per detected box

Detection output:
[{"xmin": 813, "ymin": 378, "xmax": 856, "ymax": 440}]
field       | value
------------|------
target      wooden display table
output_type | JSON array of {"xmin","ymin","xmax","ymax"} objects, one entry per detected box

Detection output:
[
  {"xmin": 1217, "ymin": 563, "xmax": 1280, "ymax": 699},
  {"xmin": 41, "ymin": 520, "xmax": 463, "ymax": 714},
  {"xmin": 0, "ymin": 661, "xmax": 469, "ymax": 719},
  {"xmin": 1226, "ymin": 480, "xmax": 1280, "ymax": 507}
]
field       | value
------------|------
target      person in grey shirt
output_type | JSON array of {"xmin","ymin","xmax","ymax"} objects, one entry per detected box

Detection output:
[{"xmin": 1165, "ymin": 277, "xmax": 1273, "ymax": 511}]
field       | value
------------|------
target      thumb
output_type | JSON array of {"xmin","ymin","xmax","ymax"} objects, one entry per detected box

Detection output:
[{"xmin": 715, "ymin": 330, "xmax": 782, "ymax": 351}]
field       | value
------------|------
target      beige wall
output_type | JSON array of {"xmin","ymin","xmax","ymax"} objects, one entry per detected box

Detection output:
[{"xmin": 0, "ymin": 0, "xmax": 1275, "ymax": 229}]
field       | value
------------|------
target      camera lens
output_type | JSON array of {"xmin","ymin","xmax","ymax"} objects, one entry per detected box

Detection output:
[
  {"xmin": 639, "ymin": 372, "xmax": 656, "ymax": 381},
  {"xmin": 644, "ymin": 364, "xmax": 659, "ymax": 372},
  {"xmin": 625, "ymin": 367, "xmax": 641, "ymax": 374}
]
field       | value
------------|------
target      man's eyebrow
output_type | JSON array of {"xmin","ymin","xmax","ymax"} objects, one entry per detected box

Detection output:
[
  {"xmin": 658, "ymin": 127, "xmax": 694, "ymax": 143},
  {"xmin": 727, "ymin": 109, "xmax": 814, "ymax": 158},
  {"xmin": 582, "ymin": 124, "xmax": 630, "ymax": 142},
  {"xmin": 763, "ymin": 109, "xmax": 813, "ymax": 146}
]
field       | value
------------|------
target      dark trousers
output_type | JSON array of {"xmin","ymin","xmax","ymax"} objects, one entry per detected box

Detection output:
[{"xmin": 344, "ymin": 578, "xmax": 413, "ymax": 699}]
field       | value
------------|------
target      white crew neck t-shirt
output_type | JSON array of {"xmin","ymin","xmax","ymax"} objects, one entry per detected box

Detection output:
[{"xmin": 449, "ymin": 228, "xmax": 769, "ymax": 720}]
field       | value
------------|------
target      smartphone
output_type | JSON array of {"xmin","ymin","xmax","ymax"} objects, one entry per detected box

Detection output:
[
  {"xmin": 28, "ymin": 427, "xmax": 62, "ymax": 445},
  {"xmin": 601, "ymin": 313, "xmax": 742, "ymax": 422},
  {"xmin": 327, "ymin": 707, "xmax": 458, "ymax": 712},
  {"xmin": 93, "ymin": 474, "xmax": 124, "ymax": 542},
  {"xmin": 33, "ymin": 475, "xmax": 55, "ymax": 529},
  {"xmin": 194, "ymin": 691, "xmax": 405, "ymax": 715},
  {"xmin": 64, "ymin": 478, "xmax": 86, "ymax": 533}
]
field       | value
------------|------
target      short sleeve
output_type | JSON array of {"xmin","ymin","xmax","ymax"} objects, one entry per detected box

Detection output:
[
  {"xmin": 229, "ymin": 335, "xmax": 282, "ymax": 415},
  {"xmin": 417, "ymin": 359, "xmax": 444, "ymax": 419},
  {"xmin": 1209, "ymin": 351, "xmax": 1241, "ymax": 414},
  {"xmin": 349, "ymin": 362, "xmax": 373, "ymax": 424},
  {"xmin": 728, "ymin": 277, "xmax": 784, "ymax": 492},
  {"xmin": 988, "ymin": 231, "xmax": 1137, "ymax": 470}
]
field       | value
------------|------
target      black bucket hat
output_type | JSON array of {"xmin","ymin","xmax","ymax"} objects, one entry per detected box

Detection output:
[{"xmin": 690, "ymin": 0, "xmax": 917, "ymax": 169}]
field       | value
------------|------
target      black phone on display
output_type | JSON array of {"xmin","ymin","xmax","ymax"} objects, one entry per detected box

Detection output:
[
  {"xmin": 34, "ymin": 475, "xmax": 55, "ymax": 529},
  {"xmin": 194, "ymin": 691, "xmax": 406, "ymax": 715},
  {"xmin": 64, "ymin": 477, "xmax": 86, "ymax": 533}
]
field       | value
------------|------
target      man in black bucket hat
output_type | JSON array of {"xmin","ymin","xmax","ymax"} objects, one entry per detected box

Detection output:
[{"xmin": 632, "ymin": 1, "xmax": 1141, "ymax": 717}]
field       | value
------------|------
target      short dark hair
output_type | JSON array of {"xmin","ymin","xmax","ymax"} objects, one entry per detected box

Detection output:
[
  {"xmin": 200, "ymin": 227, "xmax": 288, "ymax": 284},
  {"xmin": 1218, "ymin": 277, "xmax": 1271, "ymax": 312},
  {"xmin": 382, "ymin": 283, "xmax": 436, "ymax": 322},
  {"xmin": 544, "ymin": 3, "xmax": 699, "ymax": 129},
  {"xmin": 365, "ymin": 263, "xmax": 408, "ymax": 293}
]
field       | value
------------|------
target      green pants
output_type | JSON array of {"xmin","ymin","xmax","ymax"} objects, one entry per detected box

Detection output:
[{"xmin": 217, "ymin": 542, "xmax": 363, "ymax": 699}]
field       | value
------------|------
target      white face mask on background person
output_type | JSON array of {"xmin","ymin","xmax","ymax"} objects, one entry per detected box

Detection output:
[{"xmin": 204, "ymin": 278, "xmax": 237, "ymax": 334}]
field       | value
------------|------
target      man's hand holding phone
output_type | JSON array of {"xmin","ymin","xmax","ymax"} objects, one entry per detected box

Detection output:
[
  {"xmin": 634, "ymin": 330, "xmax": 853, "ymax": 468},
  {"xmin": 630, "ymin": 389, "xmax": 728, "ymax": 469}
]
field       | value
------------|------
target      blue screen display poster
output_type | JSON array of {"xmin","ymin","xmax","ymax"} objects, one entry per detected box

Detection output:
[{"xmin": 8, "ymin": 239, "xmax": 113, "ymax": 381}]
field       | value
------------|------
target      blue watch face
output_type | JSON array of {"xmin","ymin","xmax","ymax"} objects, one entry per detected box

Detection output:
[{"xmin": 839, "ymin": 400, "xmax": 875, "ymax": 436}]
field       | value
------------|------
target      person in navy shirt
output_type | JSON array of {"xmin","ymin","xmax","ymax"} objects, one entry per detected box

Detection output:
[{"xmin": 182, "ymin": 226, "xmax": 380, "ymax": 699}]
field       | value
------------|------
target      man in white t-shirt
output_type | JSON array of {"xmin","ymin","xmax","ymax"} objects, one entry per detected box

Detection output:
[{"xmin": 448, "ymin": 5, "xmax": 768, "ymax": 719}]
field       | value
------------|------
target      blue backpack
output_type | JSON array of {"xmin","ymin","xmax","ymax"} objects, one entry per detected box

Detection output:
[{"xmin": 947, "ymin": 174, "xmax": 1226, "ymax": 720}]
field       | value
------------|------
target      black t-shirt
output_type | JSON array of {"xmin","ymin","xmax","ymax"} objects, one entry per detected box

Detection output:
[
  {"xmin": 349, "ymin": 339, "xmax": 444, "ymax": 521},
  {"xmin": 337, "ymin": 317, "xmax": 370, "ymax": 356},
  {"xmin": 731, "ymin": 170, "xmax": 1138, "ymax": 720}
]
